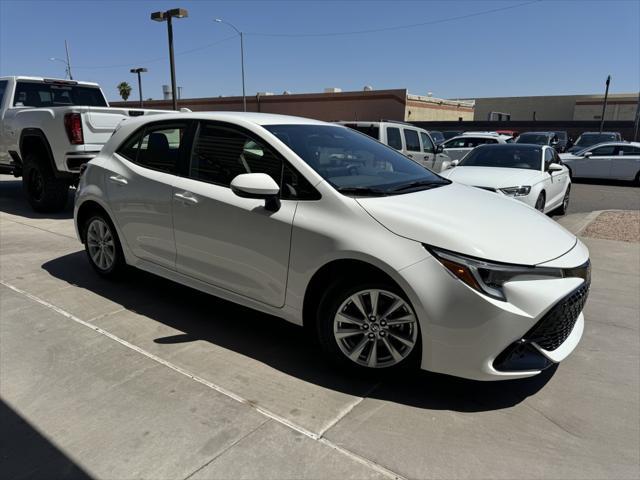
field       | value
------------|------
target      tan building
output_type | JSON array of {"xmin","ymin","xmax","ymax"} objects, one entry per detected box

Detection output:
[
  {"xmin": 112, "ymin": 88, "xmax": 475, "ymax": 122},
  {"xmin": 472, "ymin": 93, "xmax": 639, "ymax": 121}
]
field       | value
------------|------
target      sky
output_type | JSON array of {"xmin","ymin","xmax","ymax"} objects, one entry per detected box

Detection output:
[{"xmin": 1, "ymin": 0, "xmax": 638, "ymax": 103}]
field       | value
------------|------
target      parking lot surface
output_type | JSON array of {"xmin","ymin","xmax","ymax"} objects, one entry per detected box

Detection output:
[{"xmin": 1, "ymin": 175, "xmax": 639, "ymax": 479}]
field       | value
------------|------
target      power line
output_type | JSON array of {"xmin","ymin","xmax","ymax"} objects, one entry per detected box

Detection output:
[
  {"xmin": 247, "ymin": 0, "xmax": 542, "ymax": 37},
  {"xmin": 71, "ymin": 35, "xmax": 237, "ymax": 70}
]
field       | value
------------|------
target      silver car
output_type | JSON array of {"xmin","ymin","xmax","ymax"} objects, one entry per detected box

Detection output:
[{"xmin": 560, "ymin": 142, "xmax": 640, "ymax": 182}]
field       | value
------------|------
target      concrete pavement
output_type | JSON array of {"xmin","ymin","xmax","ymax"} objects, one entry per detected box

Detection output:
[{"xmin": 1, "ymin": 175, "xmax": 639, "ymax": 479}]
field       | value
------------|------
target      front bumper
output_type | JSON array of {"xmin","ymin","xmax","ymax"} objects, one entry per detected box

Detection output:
[{"xmin": 399, "ymin": 241, "xmax": 590, "ymax": 380}]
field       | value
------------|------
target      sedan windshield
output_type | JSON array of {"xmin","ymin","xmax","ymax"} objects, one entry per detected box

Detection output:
[
  {"xmin": 574, "ymin": 133, "xmax": 616, "ymax": 147},
  {"xmin": 458, "ymin": 145, "xmax": 542, "ymax": 170},
  {"xmin": 516, "ymin": 134, "xmax": 550, "ymax": 145},
  {"xmin": 264, "ymin": 124, "xmax": 448, "ymax": 195}
]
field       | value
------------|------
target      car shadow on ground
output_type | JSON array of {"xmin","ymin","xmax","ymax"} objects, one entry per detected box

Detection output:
[
  {"xmin": 0, "ymin": 178, "xmax": 74, "ymax": 219},
  {"xmin": 42, "ymin": 251, "xmax": 556, "ymax": 414},
  {"xmin": 571, "ymin": 177, "xmax": 637, "ymax": 187}
]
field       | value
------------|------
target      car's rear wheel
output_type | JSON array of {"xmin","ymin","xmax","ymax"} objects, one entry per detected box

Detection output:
[
  {"xmin": 83, "ymin": 214, "xmax": 125, "ymax": 278},
  {"xmin": 535, "ymin": 192, "xmax": 546, "ymax": 212},
  {"xmin": 317, "ymin": 281, "xmax": 420, "ymax": 372}
]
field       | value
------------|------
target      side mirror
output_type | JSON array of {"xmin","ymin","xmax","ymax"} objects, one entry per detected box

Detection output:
[
  {"xmin": 450, "ymin": 160, "xmax": 459, "ymax": 168},
  {"xmin": 583, "ymin": 152, "xmax": 592, "ymax": 158},
  {"xmin": 548, "ymin": 163, "xmax": 563, "ymax": 172},
  {"xmin": 231, "ymin": 173, "xmax": 281, "ymax": 212},
  {"xmin": 436, "ymin": 144, "xmax": 444, "ymax": 154}
]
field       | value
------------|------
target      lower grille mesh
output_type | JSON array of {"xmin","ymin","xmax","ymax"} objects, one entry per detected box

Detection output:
[{"xmin": 525, "ymin": 282, "xmax": 590, "ymax": 351}]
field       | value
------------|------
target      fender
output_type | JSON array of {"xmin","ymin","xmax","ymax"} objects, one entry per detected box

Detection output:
[{"xmin": 19, "ymin": 128, "xmax": 75, "ymax": 180}]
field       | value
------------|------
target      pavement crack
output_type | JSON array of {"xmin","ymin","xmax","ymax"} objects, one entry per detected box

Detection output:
[{"xmin": 525, "ymin": 403, "xmax": 583, "ymax": 440}]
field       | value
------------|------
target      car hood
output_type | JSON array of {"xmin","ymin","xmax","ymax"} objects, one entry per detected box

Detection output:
[
  {"xmin": 440, "ymin": 166, "xmax": 542, "ymax": 189},
  {"xmin": 355, "ymin": 183, "xmax": 576, "ymax": 265}
]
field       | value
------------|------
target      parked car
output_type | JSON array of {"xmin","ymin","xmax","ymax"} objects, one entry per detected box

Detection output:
[
  {"xmin": 441, "ymin": 144, "xmax": 571, "ymax": 214},
  {"xmin": 553, "ymin": 131, "xmax": 570, "ymax": 152},
  {"xmin": 560, "ymin": 142, "xmax": 640, "ymax": 182},
  {"xmin": 515, "ymin": 131, "xmax": 560, "ymax": 150},
  {"xmin": 75, "ymin": 112, "xmax": 590, "ymax": 380},
  {"xmin": 566, "ymin": 132, "xmax": 622, "ymax": 153},
  {"xmin": 0, "ymin": 76, "xmax": 170, "ymax": 211},
  {"xmin": 496, "ymin": 130, "xmax": 519, "ymax": 138},
  {"xmin": 441, "ymin": 130, "xmax": 463, "ymax": 140},
  {"xmin": 428, "ymin": 130, "xmax": 445, "ymax": 145},
  {"xmin": 338, "ymin": 121, "xmax": 451, "ymax": 172},
  {"xmin": 442, "ymin": 132, "xmax": 510, "ymax": 162}
]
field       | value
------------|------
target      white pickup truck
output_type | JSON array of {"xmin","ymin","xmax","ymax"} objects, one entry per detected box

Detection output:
[{"xmin": 0, "ymin": 76, "xmax": 170, "ymax": 212}]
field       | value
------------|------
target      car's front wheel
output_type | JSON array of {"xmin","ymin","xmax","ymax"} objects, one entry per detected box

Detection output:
[
  {"xmin": 317, "ymin": 281, "xmax": 420, "ymax": 372},
  {"xmin": 83, "ymin": 214, "xmax": 125, "ymax": 278},
  {"xmin": 556, "ymin": 185, "xmax": 571, "ymax": 215}
]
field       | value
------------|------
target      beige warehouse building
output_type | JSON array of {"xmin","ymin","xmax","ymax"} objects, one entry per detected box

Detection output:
[
  {"xmin": 472, "ymin": 93, "xmax": 639, "ymax": 121},
  {"xmin": 112, "ymin": 88, "xmax": 475, "ymax": 122}
]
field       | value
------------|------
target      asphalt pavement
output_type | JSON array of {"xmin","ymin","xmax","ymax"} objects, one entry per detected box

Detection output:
[{"xmin": 1, "ymin": 175, "xmax": 639, "ymax": 479}]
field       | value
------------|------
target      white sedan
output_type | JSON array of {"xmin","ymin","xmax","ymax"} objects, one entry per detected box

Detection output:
[
  {"xmin": 441, "ymin": 132, "xmax": 511, "ymax": 163},
  {"xmin": 441, "ymin": 144, "xmax": 571, "ymax": 214},
  {"xmin": 559, "ymin": 142, "xmax": 640, "ymax": 182}
]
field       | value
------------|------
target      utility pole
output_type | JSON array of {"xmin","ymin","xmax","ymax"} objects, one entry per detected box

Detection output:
[
  {"xmin": 65, "ymin": 40, "xmax": 73, "ymax": 80},
  {"xmin": 130, "ymin": 68, "xmax": 148, "ymax": 108},
  {"xmin": 633, "ymin": 90, "xmax": 640, "ymax": 142},
  {"xmin": 599, "ymin": 75, "xmax": 611, "ymax": 134}
]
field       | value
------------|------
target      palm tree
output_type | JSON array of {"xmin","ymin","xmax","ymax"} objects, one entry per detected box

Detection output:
[{"xmin": 117, "ymin": 82, "xmax": 132, "ymax": 102}]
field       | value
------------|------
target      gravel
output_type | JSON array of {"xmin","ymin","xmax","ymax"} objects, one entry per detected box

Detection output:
[{"xmin": 582, "ymin": 210, "xmax": 640, "ymax": 243}]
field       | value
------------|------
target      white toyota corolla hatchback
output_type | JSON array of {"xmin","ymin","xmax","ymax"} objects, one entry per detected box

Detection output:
[
  {"xmin": 74, "ymin": 112, "xmax": 590, "ymax": 381},
  {"xmin": 441, "ymin": 144, "xmax": 572, "ymax": 214}
]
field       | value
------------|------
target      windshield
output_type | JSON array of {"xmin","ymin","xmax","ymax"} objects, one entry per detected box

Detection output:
[
  {"xmin": 264, "ymin": 124, "xmax": 448, "ymax": 195},
  {"xmin": 554, "ymin": 131, "xmax": 567, "ymax": 141},
  {"xmin": 458, "ymin": 145, "xmax": 542, "ymax": 170},
  {"xmin": 516, "ymin": 133, "xmax": 549, "ymax": 145},
  {"xmin": 13, "ymin": 81, "xmax": 108, "ymax": 107},
  {"xmin": 574, "ymin": 133, "xmax": 616, "ymax": 147},
  {"xmin": 430, "ymin": 131, "xmax": 445, "ymax": 143}
]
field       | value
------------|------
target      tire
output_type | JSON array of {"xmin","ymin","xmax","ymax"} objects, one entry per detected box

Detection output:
[
  {"xmin": 22, "ymin": 153, "xmax": 69, "ymax": 212},
  {"xmin": 534, "ymin": 192, "xmax": 546, "ymax": 212},
  {"xmin": 556, "ymin": 185, "xmax": 571, "ymax": 216},
  {"xmin": 316, "ymin": 279, "xmax": 421, "ymax": 373},
  {"xmin": 82, "ymin": 213, "xmax": 126, "ymax": 278}
]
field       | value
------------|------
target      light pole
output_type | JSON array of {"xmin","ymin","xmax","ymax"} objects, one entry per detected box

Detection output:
[
  {"xmin": 50, "ymin": 40, "xmax": 73, "ymax": 80},
  {"xmin": 130, "ymin": 68, "xmax": 148, "ymax": 108},
  {"xmin": 215, "ymin": 18, "xmax": 246, "ymax": 112},
  {"xmin": 151, "ymin": 8, "xmax": 188, "ymax": 110},
  {"xmin": 599, "ymin": 75, "xmax": 611, "ymax": 134}
]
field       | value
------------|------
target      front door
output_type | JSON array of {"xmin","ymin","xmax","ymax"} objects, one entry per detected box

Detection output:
[
  {"xmin": 419, "ymin": 131, "xmax": 437, "ymax": 170},
  {"xmin": 107, "ymin": 121, "xmax": 189, "ymax": 270},
  {"xmin": 171, "ymin": 121, "xmax": 296, "ymax": 308},
  {"xmin": 577, "ymin": 144, "xmax": 616, "ymax": 178}
]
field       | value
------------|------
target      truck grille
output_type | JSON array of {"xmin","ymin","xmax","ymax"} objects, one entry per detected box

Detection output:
[{"xmin": 525, "ymin": 281, "xmax": 590, "ymax": 351}]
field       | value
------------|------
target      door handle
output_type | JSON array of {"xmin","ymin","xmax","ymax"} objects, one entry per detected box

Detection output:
[
  {"xmin": 108, "ymin": 175, "xmax": 128, "ymax": 185},
  {"xmin": 407, "ymin": 154, "xmax": 413, "ymax": 158},
  {"xmin": 174, "ymin": 191, "xmax": 198, "ymax": 205}
]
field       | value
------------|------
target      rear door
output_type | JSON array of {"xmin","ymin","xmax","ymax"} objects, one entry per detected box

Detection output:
[
  {"xmin": 610, "ymin": 145, "xmax": 640, "ymax": 180},
  {"xmin": 545, "ymin": 148, "xmax": 567, "ymax": 207},
  {"xmin": 107, "ymin": 121, "xmax": 190, "ymax": 270}
]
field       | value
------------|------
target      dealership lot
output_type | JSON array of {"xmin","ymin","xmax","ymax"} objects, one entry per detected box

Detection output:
[{"xmin": 1, "ymin": 175, "xmax": 638, "ymax": 479}]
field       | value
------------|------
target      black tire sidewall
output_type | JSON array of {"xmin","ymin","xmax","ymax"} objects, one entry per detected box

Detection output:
[
  {"xmin": 22, "ymin": 154, "xmax": 69, "ymax": 212},
  {"xmin": 83, "ymin": 214, "xmax": 124, "ymax": 277},
  {"xmin": 535, "ymin": 192, "xmax": 546, "ymax": 211},
  {"xmin": 316, "ymin": 279, "xmax": 421, "ymax": 373}
]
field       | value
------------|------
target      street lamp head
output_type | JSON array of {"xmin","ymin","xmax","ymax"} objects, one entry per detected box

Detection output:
[
  {"xmin": 167, "ymin": 8, "xmax": 188, "ymax": 18},
  {"xmin": 130, "ymin": 67, "xmax": 148, "ymax": 74},
  {"xmin": 150, "ymin": 11, "xmax": 166, "ymax": 21}
]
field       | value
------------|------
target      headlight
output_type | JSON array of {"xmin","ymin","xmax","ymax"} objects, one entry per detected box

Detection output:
[
  {"xmin": 427, "ymin": 246, "xmax": 590, "ymax": 301},
  {"xmin": 500, "ymin": 186, "xmax": 531, "ymax": 196}
]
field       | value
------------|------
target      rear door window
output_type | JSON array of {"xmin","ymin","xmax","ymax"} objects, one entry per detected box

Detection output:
[
  {"xmin": 620, "ymin": 145, "xmax": 640, "ymax": 156},
  {"xmin": 117, "ymin": 123, "xmax": 187, "ymax": 174},
  {"xmin": 0, "ymin": 80, "xmax": 7, "ymax": 108},
  {"xmin": 403, "ymin": 129, "xmax": 421, "ymax": 152},
  {"xmin": 386, "ymin": 127, "xmax": 402, "ymax": 150}
]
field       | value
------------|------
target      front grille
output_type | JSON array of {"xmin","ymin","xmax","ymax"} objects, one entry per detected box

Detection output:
[{"xmin": 525, "ymin": 281, "xmax": 590, "ymax": 351}]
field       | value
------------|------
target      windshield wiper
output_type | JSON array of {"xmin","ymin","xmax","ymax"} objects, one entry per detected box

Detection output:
[
  {"xmin": 390, "ymin": 180, "xmax": 447, "ymax": 193},
  {"xmin": 336, "ymin": 186, "xmax": 387, "ymax": 196}
]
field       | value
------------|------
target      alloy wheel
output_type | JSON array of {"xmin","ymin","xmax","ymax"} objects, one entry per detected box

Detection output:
[
  {"xmin": 333, "ymin": 289, "xmax": 418, "ymax": 368},
  {"xmin": 86, "ymin": 218, "xmax": 116, "ymax": 271}
]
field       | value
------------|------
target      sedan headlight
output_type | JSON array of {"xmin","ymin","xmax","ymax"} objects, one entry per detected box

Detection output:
[
  {"xmin": 427, "ymin": 246, "xmax": 590, "ymax": 301},
  {"xmin": 500, "ymin": 186, "xmax": 531, "ymax": 197}
]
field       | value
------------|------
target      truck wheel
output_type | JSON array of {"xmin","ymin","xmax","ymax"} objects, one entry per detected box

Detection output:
[{"xmin": 22, "ymin": 153, "xmax": 69, "ymax": 212}]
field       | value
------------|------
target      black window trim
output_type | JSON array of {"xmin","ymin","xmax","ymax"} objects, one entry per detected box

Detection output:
[
  {"xmin": 115, "ymin": 119, "xmax": 194, "ymax": 176},
  {"xmin": 188, "ymin": 120, "xmax": 321, "ymax": 201}
]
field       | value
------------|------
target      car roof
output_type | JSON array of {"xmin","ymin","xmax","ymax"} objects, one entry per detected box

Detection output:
[
  {"xmin": 126, "ymin": 111, "xmax": 332, "ymax": 128},
  {"xmin": 519, "ymin": 131, "xmax": 555, "ymax": 135},
  {"xmin": 447, "ymin": 134, "xmax": 504, "ymax": 140},
  {"xmin": 476, "ymin": 143, "xmax": 542, "ymax": 149},
  {"xmin": 578, "ymin": 131, "xmax": 619, "ymax": 135},
  {"xmin": 581, "ymin": 141, "xmax": 638, "ymax": 148},
  {"xmin": 0, "ymin": 76, "xmax": 100, "ymax": 87}
]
